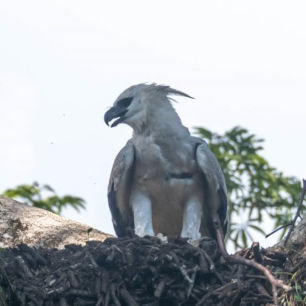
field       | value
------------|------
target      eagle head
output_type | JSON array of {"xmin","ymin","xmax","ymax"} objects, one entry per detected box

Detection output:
[{"xmin": 104, "ymin": 83, "xmax": 192, "ymax": 130}]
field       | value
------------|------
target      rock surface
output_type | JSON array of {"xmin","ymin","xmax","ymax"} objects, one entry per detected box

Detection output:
[{"xmin": 0, "ymin": 196, "xmax": 111, "ymax": 249}]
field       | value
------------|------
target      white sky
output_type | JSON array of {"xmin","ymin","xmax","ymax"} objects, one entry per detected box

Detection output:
[{"xmin": 0, "ymin": 1, "xmax": 305, "ymax": 248}]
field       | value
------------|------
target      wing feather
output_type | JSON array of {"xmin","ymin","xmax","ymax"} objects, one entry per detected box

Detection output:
[
  {"xmin": 107, "ymin": 140, "xmax": 135, "ymax": 237},
  {"xmin": 195, "ymin": 141, "xmax": 228, "ymax": 236}
]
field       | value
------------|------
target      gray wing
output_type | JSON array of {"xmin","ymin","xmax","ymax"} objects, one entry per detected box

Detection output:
[
  {"xmin": 107, "ymin": 140, "xmax": 135, "ymax": 237},
  {"xmin": 195, "ymin": 140, "xmax": 228, "ymax": 237}
]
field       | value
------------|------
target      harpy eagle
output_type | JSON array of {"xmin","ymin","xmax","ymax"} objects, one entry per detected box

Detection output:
[{"xmin": 104, "ymin": 84, "xmax": 227, "ymax": 242}]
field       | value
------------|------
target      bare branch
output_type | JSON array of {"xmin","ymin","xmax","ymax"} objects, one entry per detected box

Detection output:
[{"xmin": 284, "ymin": 179, "xmax": 306, "ymax": 246}]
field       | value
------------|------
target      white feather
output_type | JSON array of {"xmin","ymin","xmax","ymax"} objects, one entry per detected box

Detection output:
[{"xmin": 130, "ymin": 191, "xmax": 154, "ymax": 237}]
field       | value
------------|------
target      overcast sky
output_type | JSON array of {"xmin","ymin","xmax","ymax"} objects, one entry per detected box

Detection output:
[{"xmin": 1, "ymin": 1, "xmax": 305, "ymax": 248}]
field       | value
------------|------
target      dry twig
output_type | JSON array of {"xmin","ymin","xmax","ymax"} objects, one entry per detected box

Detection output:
[{"xmin": 266, "ymin": 179, "xmax": 306, "ymax": 241}]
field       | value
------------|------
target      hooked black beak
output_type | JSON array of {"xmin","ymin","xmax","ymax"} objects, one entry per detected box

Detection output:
[{"xmin": 104, "ymin": 106, "xmax": 127, "ymax": 127}]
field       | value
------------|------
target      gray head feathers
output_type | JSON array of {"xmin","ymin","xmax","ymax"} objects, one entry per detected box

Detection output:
[
  {"xmin": 146, "ymin": 83, "xmax": 194, "ymax": 100},
  {"xmin": 116, "ymin": 83, "xmax": 194, "ymax": 103},
  {"xmin": 105, "ymin": 83, "xmax": 193, "ymax": 133}
]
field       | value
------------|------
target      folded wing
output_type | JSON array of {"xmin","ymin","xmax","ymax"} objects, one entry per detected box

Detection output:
[
  {"xmin": 107, "ymin": 141, "xmax": 135, "ymax": 237},
  {"xmin": 195, "ymin": 141, "xmax": 228, "ymax": 238}
]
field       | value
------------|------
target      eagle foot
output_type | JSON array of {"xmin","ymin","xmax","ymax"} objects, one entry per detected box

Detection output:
[
  {"xmin": 187, "ymin": 236, "xmax": 216, "ymax": 248},
  {"xmin": 156, "ymin": 233, "xmax": 168, "ymax": 243}
]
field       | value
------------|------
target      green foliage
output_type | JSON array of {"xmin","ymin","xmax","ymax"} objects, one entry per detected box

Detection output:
[
  {"xmin": 278, "ymin": 271, "xmax": 306, "ymax": 305},
  {"xmin": 2, "ymin": 182, "xmax": 85, "ymax": 215},
  {"xmin": 196, "ymin": 126, "xmax": 301, "ymax": 249}
]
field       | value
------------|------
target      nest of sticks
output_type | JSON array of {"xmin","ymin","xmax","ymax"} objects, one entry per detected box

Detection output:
[{"xmin": 0, "ymin": 236, "xmax": 305, "ymax": 306}]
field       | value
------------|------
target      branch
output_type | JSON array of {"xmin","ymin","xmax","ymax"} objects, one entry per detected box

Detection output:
[
  {"xmin": 265, "ymin": 179, "xmax": 306, "ymax": 241},
  {"xmin": 283, "ymin": 179, "xmax": 306, "ymax": 246},
  {"xmin": 213, "ymin": 213, "xmax": 291, "ymax": 306}
]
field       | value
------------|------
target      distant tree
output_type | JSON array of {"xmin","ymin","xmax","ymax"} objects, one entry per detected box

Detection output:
[
  {"xmin": 196, "ymin": 126, "xmax": 302, "ymax": 250},
  {"xmin": 2, "ymin": 182, "xmax": 85, "ymax": 215}
]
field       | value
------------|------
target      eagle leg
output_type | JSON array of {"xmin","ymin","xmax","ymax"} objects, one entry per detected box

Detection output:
[
  {"xmin": 180, "ymin": 198, "xmax": 202, "ymax": 240},
  {"xmin": 212, "ymin": 213, "xmax": 228, "ymax": 256},
  {"xmin": 130, "ymin": 192, "xmax": 155, "ymax": 237}
]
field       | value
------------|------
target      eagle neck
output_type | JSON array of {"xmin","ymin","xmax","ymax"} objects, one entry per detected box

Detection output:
[{"xmin": 132, "ymin": 102, "xmax": 190, "ymax": 140}]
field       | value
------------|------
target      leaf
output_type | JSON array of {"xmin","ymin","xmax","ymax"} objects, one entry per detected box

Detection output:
[
  {"xmin": 241, "ymin": 230, "xmax": 248, "ymax": 248},
  {"xmin": 43, "ymin": 184, "xmax": 55, "ymax": 193},
  {"xmin": 248, "ymin": 224, "xmax": 266, "ymax": 236},
  {"xmin": 2, "ymin": 183, "xmax": 86, "ymax": 216}
]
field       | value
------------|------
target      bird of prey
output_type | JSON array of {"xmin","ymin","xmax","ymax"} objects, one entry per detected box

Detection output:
[{"xmin": 104, "ymin": 84, "xmax": 227, "ymax": 245}]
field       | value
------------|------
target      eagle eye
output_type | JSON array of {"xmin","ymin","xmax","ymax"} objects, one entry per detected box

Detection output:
[{"xmin": 117, "ymin": 97, "xmax": 133, "ymax": 108}]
